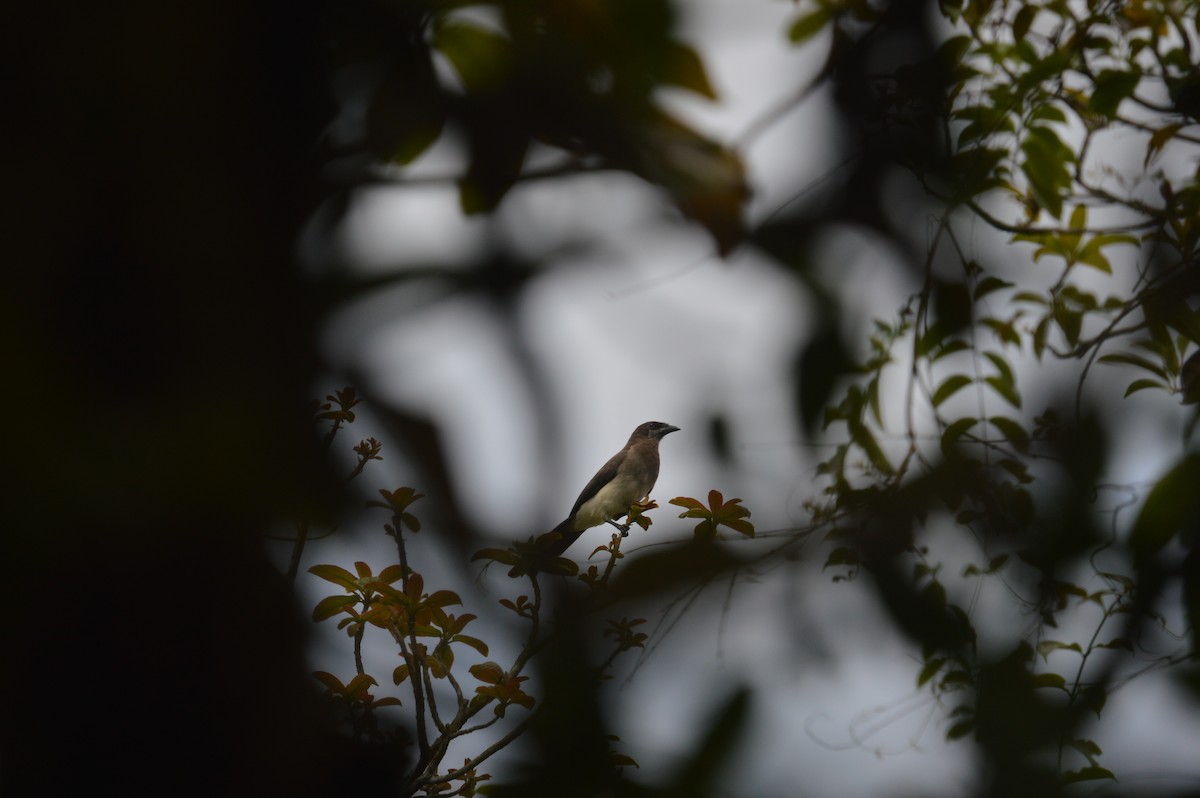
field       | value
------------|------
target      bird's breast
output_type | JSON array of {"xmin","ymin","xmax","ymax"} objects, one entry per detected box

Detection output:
[{"xmin": 573, "ymin": 466, "xmax": 655, "ymax": 530}]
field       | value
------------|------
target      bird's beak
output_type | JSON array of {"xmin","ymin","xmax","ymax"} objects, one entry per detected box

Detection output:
[{"xmin": 661, "ymin": 425, "xmax": 681, "ymax": 437}]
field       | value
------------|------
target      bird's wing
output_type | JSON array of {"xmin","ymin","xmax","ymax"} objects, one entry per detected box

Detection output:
[{"xmin": 569, "ymin": 449, "xmax": 627, "ymax": 518}]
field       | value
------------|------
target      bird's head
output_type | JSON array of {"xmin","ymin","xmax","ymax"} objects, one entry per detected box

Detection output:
[{"xmin": 631, "ymin": 421, "xmax": 680, "ymax": 441}]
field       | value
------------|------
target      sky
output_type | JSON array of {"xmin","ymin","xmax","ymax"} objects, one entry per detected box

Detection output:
[{"xmin": 290, "ymin": 1, "xmax": 1200, "ymax": 794}]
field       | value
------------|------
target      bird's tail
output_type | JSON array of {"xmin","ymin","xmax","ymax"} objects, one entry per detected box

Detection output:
[{"xmin": 540, "ymin": 517, "xmax": 582, "ymax": 555}]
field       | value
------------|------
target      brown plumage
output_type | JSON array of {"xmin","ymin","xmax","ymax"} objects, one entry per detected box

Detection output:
[{"xmin": 543, "ymin": 421, "xmax": 680, "ymax": 555}]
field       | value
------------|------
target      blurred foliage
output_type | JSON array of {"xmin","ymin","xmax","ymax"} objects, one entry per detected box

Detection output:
[
  {"xmin": 762, "ymin": 0, "xmax": 1200, "ymax": 793},
  {"xmin": 12, "ymin": 0, "xmax": 1200, "ymax": 795},
  {"xmin": 330, "ymin": 0, "xmax": 749, "ymax": 253}
]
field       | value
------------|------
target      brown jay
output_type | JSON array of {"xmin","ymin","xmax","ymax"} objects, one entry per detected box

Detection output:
[{"xmin": 543, "ymin": 421, "xmax": 680, "ymax": 555}]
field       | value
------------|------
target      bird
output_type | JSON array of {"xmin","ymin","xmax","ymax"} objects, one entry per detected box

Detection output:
[{"xmin": 542, "ymin": 421, "xmax": 680, "ymax": 555}]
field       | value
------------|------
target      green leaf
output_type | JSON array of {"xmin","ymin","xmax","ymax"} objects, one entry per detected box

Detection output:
[
  {"xmin": 983, "ymin": 351, "xmax": 1014, "ymax": 384},
  {"xmin": 941, "ymin": 417, "xmax": 977, "ymax": 452},
  {"xmin": 931, "ymin": 339, "xmax": 971, "ymax": 362},
  {"xmin": 1098, "ymin": 352, "xmax": 1170, "ymax": 380},
  {"xmin": 1145, "ymin": 122, "xmax": 1185, "ymax": 167},
  {"xmin": 955, "ymin": 104, "xmax": 1016, "ymax": 145},
  {"xmin": 918, "ymin": 658, "xmax": 945, "ymax": 687},
  {"xmin": 1021, "ymin": 126, "xmax": 1074, "ymax": 219},
  {"xmin": 933, "ymin": 375, "xmax": 973, "ymax": 407},
  {"xmin": 989, "ymin": 416, "xmax": 1030, "ymax": 452},
  {"xmin": 1032, "ymin": 672, "xmax": 1067, "ymax": 690},
  {"xmin": 946, "ymin": 720, "xmax": 975, "ymax": 740},
  {"xmin": 974, "ymin": 276, "xmax": 1013, "ymax": 300},
  {"xmin": 984, "ymin": 375, "xmax": 1022, "ymax": 408},
  {"xmin": 981, "ymin": 317, "xmax": 1021, "ymax": 346},
  {"xmin": 1090, "ymin": 69, "xmax": 1140, "ymax": 119},
  {"xmin": 849, "ymin": 422, "xmax": 893, "ymax": 475},
  {"xmin": 788, "ymin": 9, "xmax": 832, "ymax": 44},
  {"xmin": 1013, "ymin": 4, "xmax": 1039, "ymax": 41},
  {"xmin": 1081, "ymin": 684, "xmax": 1107, "ymax": 718},
  {"xmin": 433, "ymin": 19, "xmax": 513, "ymax": 93},
  {"xmin": 1130, "ymin": 453, "xmax": 1200, "ymax": 564},
  {"xmin": 1124, "ymin": 378, "xmax": 1169, "ymax": 397},
  {"xmin": 937, "ymin": 35, "xmax": 971, "ymax": 67}
]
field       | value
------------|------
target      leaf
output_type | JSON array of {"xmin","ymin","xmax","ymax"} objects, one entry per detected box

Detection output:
[
  {"xmin": 941, "ymin": 417, "xmax": 977, "ymax": 452},
  {"xmin": 1098, "ymin": 352, "xmax": 1170, "ymax": 381},
  {"xmin": 1021, "ymin": 126, "xmax": 1074, "ymax": 219},
  {"xmin": 1013, "ymin": 4, "xmax": 1038, "ymax": 40},
  {"xmin": 308, "ymin": 564, "xmax": 359, "ymax": 591},
  {"xmin": 946, "ymin": 720, "xmax": 975, "ymax": 740},
  {"xmin": 1124, "ymin": 378, "xmax": 1169, "ymax": 397},
  {"xmin": 1096, "ymin": 637, "xmax": 1132, "ymax": 652},
  {"xmin": 1061, "ymin": 766, "xmax": 1116, "ymax": 784},
  {"xmin": 788, "ymin": 9, "xmax": 832, "ymax": 44},
  {"xmin": 1080, "ymin": 684, "xmax": 1107, "ymax": 718},
  {"xmin": 313, "ymin": 595, "xmax": 358, "ymax": 622},
  {"xmin": 1032, "ymin": 672, "xmax": 1067, "ymax": 690},
  {"xmin": 824, "ymin": 547, "xmax": 860, "ymax": 570},
  {"xmin": 312, "ymin": 671, "xmax": 345, "ymax": 692},
  {"xmin": 423, "ymin": 590, "xmax": 463, "ymax": 609},
  {"xmin": 377, "ymin": 564, "xmax": 406, "ymax": 585},
  {"xmin": 680, "ymin": 491, "xmax": 755, "ymax": 539},
  {"xmin": 933, "ymin": 375, "xmax": 973, "ymax": 407},
  {"xmin": 974, "ymin": 276, "xmax": 1013, "ymax": 300},
  {"xmin": 981, "ymin": 317, "xmax": 1021, "ymax": 346},
  {"xmin": 393, "ymin": 663, "xmax": 410, "ymax": 685},
  {"xmin": 1090, "ymin": 69, "xmax": 1140, "ymax": 119},
  {"xmin": 1067, "ymin": 738, "xmax": 1103, "ymax": 759},
  {"xmin": 984, "ymin": 376, "xmax": 1022, "ymax": 408},
  {"xmin": 433, "ymin": 19, "xmax": 512, "ymax": 93},
  {"xmin": 989, "ymin": 416, "xmax": 1030, "ymax": 452},
  {"xmin": 849, "ymin": 422, "xmax": 893, "ymax": 474},
  {"xmin": 1036, "ymin": 640, "xmax": 1082, "ymax": 660},
  {"xmin": 662, "ymin": 41, "xmax": 718, "ymax": 100},
  {"xmin": 918, "ymin": 658, "xmax": 945, "ymax": 687},
  {"xmin": 1145, "ymin": 122, "xmax": 1185, "ymax": 167},
  {"xmin": 1130, "ymin": 453, "xmax": 1200, "ymax": 564},
  {"xmin": 469, "ymin": 662, "xmax": 504, "ymax": 685},
  {"xmin": 454, "ymin": 634, "xmax": 489, "ymax": 656},
  {"xmin": 1032, "ymin": 316, "xmax": 1050, "ymax": 359},
  {"xmin": 937, "ymin": 35, "xmax": 971, "ymax": 67},
  {"xmin": 1077, "ymin": 233, "xmax": 1138, "ymax": 273},
  {"xmin": 997, "ymin": 458, "xmax": 1032, "ymax": 484},
  {"xmin": 932, "ymin": 339, "xmax": 971, "ymax": 362},
  {"xmin": 609, "ymin": 753, "xmax": 640, "ymax": 769}
]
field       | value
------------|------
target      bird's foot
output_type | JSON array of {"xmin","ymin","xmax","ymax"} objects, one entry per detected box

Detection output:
[{"xmin": 606, "ymin": 519, "xmax": 632, "ymax": 537}]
